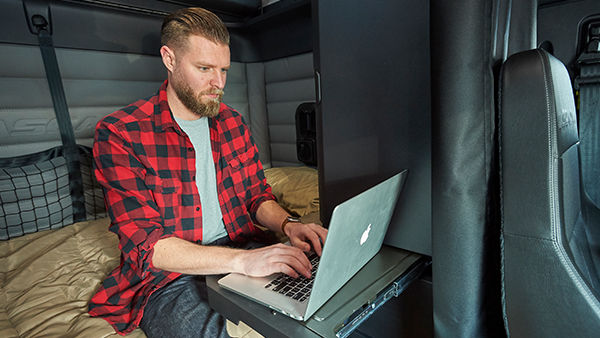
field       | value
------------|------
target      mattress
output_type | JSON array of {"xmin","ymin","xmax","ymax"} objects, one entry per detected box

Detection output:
[{"xmin": 0, "ymin": 218, "xmax": 145, "ymax": 337}]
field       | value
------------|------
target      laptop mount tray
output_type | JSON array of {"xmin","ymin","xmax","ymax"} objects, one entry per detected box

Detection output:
[{"xmin": 207, "ymin": 245, "xmax": 430, "ymax": 338}]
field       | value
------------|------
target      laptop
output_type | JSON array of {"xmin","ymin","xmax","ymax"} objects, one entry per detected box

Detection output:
[{"xmin": 218, "ymin": 170, "xmax": 407, "ymax": 321}]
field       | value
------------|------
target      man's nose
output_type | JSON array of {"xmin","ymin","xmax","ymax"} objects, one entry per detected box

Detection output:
[{"xmin": 210, "ymin": 71, "xmax": 226, "ymax": 89}]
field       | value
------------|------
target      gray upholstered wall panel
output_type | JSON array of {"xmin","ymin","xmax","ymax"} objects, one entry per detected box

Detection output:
[
  {"xmin": 245, "ymin": 62, "xmax": 270, "ymax": 168},
  {"xmin": 0, "ymin": 44, "xmax": 164, "ymax": 157},
  {"xmin": 0, "ymin": 43, "xmax": 314, "ymax": 171},
  {"xmin": 264, "ymin": 53, "xmax": 314, "ymax": 83},
  {"xmin": 230, "ymin": 53, "xmax": 316, "ymax": 169},
  {"xmin": 55, "ymin": 49, "xmax": 166, "ymax": 81},
  {"xmin": 0, "ymin": 42, "xmax": 261, "ymax": 164},
  {"xmin": 264, "ymin": 53, "xmax": 315, "ymax": 167},
  {"xmin": 0, "ymin": 44, "xmax": 258, "ymax": 157},
  {"xmin": 223, "ymin": 62, "xmax": 249, "ymax": 122},
  {"xmin": 0, "ymin": 44, "xmax": 58, "ymax": 157},
  {"xmin": 1, "ymin": 44, "xmax": 47, "ymax": 77}
]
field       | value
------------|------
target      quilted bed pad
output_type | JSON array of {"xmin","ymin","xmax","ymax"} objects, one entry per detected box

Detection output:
[{"xmin": 0, "ymin": 218, "xmax": 145, "ymax": 337}]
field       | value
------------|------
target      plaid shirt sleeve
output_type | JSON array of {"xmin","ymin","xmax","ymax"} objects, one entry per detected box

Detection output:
[{"xmin": 89, "ymin": 108, "xmax": 182, "ymax": 334}]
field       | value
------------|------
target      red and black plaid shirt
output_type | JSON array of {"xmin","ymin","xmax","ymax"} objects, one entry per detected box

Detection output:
[{"xmin": 88, "ymin": 80, "xmax": 275, "ymax": 334}]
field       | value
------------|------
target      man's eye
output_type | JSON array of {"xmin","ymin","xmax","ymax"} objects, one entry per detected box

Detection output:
[
  {"xmin": 199, "ymin": 66, "xmax": 210, "ymax": 71},
  {"xmin": 221, "ymin": 68, "xmax": 229, "ymax": 74}
]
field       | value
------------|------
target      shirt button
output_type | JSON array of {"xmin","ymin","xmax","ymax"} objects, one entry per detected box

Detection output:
[
  {"xmin": 188, "ymin": 147, "xmax": 193, "ymax": 151},
  {"xmin": 196, "ymin": 207, "xmax": 200, "ymax": 211},
  {"xmin": 192, "ymin": 176, "xmax": 196, "ymax": 181}
]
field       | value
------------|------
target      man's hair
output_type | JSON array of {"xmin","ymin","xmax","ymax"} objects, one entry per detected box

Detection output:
[{"xmin": 161, "ymin": 7, "xmax": 230, "ymax": 49}]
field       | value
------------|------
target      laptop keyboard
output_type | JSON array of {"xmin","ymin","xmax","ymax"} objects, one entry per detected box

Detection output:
[{"xmin": 264, "ymin": 252, "xmax": 320, "ymax": 302}]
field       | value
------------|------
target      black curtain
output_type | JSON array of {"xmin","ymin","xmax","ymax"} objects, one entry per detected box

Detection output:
[{"xmin": 430, "ymin": 0, "xmax": 536, "ymax": 336}]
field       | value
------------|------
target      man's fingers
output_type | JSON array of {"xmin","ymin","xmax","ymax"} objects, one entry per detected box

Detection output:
[
  {"xmin": 268, "ymin": 245, "xmax": 312, "ymax": 278},
  {"xmin": 310, "ymin": 224, "xmax": 328, "ymax": 245},
  {"xmin": 290, "ymin": 237, "xmax": 311, "ymax": 252},
  {"xmin": 242, "ymin": 238, "xmax": 329, "ymax": 279},
  {"xmin": 275, "ymin": 243, "xmax": 311, "ymax": 266},
  {"xmin": 276, "ymin": 263, "xmax": 299, "ymax": 278},
  {"xmin": 289, "ymin": 223, "xmax": 328, "ymax": 255},
  {"xmin": 317, "ymin": 226, "xmax": 328, "ymax": 242},
  {"xmin": 274, "ymin": 253, "xmax": 311, "ymax": 278},
  {"xmin": 302, "ymin": 230, "xmax": 323, "ymax": 256}
]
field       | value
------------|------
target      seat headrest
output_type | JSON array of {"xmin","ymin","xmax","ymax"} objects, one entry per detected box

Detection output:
[
  {"xmin": 500, "ymin": 49, "xmax": 580, "ymax": 240},
  {"xmin": 501, "ymin": 49, "xmax": 578, "ymax": 156}
]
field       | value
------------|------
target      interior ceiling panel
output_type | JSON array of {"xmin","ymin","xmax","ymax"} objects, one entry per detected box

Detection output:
[{"xmin": 66, "ymin": 0, "xmax": 262, "ymax": 20}]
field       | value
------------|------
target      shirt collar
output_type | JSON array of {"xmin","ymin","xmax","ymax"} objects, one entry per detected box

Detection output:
[{"xmin": 153, "ymin": 80, "xmax": 181, "ymax": 133}]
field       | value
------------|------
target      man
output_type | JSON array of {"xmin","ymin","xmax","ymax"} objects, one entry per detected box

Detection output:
[{"xmin": 89, "ymin": 7, "xmax": 327, "ymax": 337}]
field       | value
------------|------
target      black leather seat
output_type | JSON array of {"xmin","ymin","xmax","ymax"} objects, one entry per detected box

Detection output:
[{"xmin": 499, "ymin": 49, "xmax": 600, "ymax": 337}]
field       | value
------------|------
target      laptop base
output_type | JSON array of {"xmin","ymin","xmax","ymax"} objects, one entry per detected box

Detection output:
[{"xmin": 207, "ymin": 245, "xmax": 430, "ymax": 338}]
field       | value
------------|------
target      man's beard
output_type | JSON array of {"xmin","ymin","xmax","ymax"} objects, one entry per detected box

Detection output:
[{"xmin": 171, "ymin": 75, "xmax": 224, "ymax": 118}]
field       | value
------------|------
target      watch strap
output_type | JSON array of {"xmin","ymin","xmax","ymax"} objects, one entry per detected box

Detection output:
[{"xmin": 281, "ymin": 216, "xmax": 301, "ymax": 235}]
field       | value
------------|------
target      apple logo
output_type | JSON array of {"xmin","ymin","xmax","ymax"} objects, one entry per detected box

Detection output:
[{"xmin": 360, "ymin": 224, "xmax": 372, "ymax": 245}]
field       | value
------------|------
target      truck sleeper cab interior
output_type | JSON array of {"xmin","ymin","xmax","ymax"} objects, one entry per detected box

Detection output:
[{"xmin": 0, "ymin": 0, "xmax": 600, "ymax": 337}]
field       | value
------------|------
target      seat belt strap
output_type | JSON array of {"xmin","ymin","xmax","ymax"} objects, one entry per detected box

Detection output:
[
  {"xmin": 31, "ymin": 14, "xmax": 86, "ymax": 222},
  {"xmin": 577, "ymin": 62, "xmax": 600, "ymax": 209},
  {"xmin": 576, "ymin": 35, "xmax": 600, "ymax": 209}
]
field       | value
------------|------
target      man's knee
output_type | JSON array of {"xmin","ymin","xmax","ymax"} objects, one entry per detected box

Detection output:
[{"xmin": 140, "ymin": 275, "xmax": 229, "ymax": 337}]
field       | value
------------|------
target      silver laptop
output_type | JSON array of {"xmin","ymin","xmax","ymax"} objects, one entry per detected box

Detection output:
[{"xmin": 218, "ymin": 170, "xmax": 407, "ymax": 321}]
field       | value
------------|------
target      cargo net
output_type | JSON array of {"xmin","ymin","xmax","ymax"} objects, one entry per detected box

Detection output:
[
  {"xmin": 0, "ymin": 155, "xmax": 72, "ymax": 239},
  {"xmin": 0, "ymin": 146, "xmax": 106, "ymax": 240}
]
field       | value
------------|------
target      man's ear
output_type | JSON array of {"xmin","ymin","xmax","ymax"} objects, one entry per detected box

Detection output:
[{"xmin": 160, "ymin": 45, "xmax": 175, "ymax": 72}]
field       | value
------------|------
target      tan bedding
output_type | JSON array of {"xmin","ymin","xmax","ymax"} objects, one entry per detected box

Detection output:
[
  {"xmin": 264, "ymin": 166, "xmax": 319, "ymax": 217},
  {"xmin": 0, "ymin": 218, "xmax": 145, "ymax": 337},
  {"xmin": 0, "ymin": 166, "xmax": 319, "ymax": 337}
]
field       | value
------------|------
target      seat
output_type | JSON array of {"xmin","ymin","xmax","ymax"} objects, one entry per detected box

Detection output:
[{"xmin": 499, "ymin": 49, "xmax": 600, "ymax": 337}]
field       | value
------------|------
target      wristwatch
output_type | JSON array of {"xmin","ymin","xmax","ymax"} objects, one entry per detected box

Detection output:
[{"xmin": 281, "ymin": 215, "xmax": 301, "ymax": 234}]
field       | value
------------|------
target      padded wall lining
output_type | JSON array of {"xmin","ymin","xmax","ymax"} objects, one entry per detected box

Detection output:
[
  {"xmin": 0, "ymin": 44, "xmax": 164, "ymax": 157},
  {"xmin": 245, "ymin": 62, "xmax": 271, "ymax": 167},
  {"xmin": 0, "ymin": 41, "xmax": 314, "ymax": 169},
  {"xmin": 223, "ymin": 62, "xmax": 250, "ymax": 122},
  {"xmin": 264, "ymin": 53, "xmax": 315, "ymax": 167}
]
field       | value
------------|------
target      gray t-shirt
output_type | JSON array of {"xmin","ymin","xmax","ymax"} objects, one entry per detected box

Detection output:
[{"xmin": 174, "ymin": 116, "xmax": 227, "ymax": 244}]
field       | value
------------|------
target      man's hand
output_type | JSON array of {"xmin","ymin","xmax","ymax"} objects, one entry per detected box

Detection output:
[
  {"xmin": 153, "ymin": 238, "xmax": 315, "ymax": 278},
  {"xmin": 255, "ymin": 200, "xmax": 328, "ymax": 255},
  {"xmin": 253, "ymin": 200, "xmax": 328, "ymax": 274},
  {"xmin": 283, "ymin": 222, "xmax": 328, "ymax": 256},
  {"xmin": 235, "ymin": 222, "xmax": 327, "ymax": 279},
  {"xmin": 236, "ymin": 243, "xmax": 313, "ymax": 278}
]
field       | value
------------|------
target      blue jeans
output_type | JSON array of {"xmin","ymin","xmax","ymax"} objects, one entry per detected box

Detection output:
[{"xmin": 140, "ymin": 237, "xmax": 233, "ymax": 338}]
